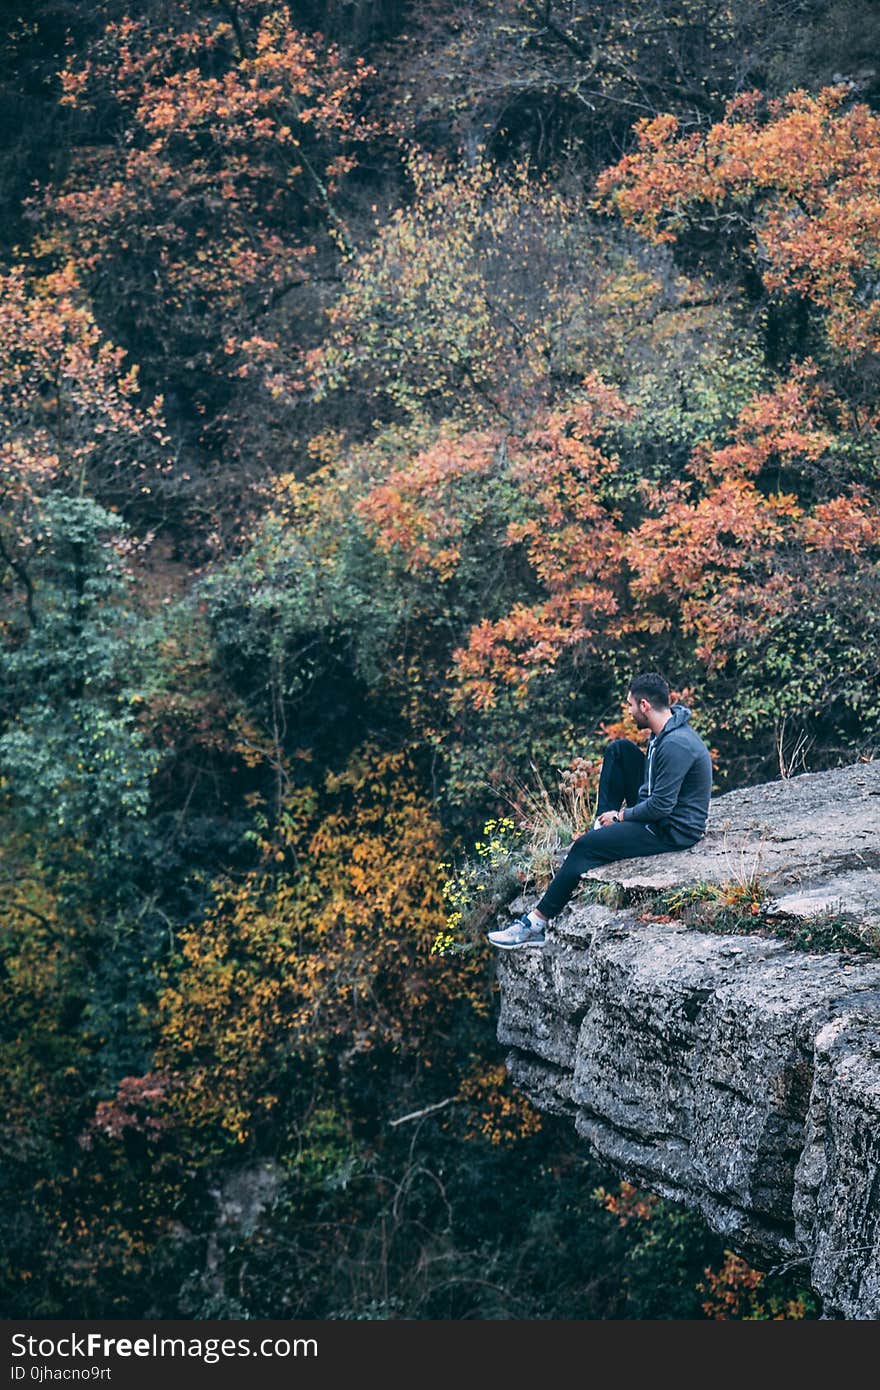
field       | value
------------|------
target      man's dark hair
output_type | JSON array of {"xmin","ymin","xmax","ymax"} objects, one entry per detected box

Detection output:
[{"xmin": 628, "ymin": 672, "xmax": 671, "ymax": 709}]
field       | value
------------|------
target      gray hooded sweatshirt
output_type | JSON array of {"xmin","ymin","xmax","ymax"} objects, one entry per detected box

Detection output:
[{"xmin": 620, "ymin": 703, "xmax": 712, "ymax": 846}]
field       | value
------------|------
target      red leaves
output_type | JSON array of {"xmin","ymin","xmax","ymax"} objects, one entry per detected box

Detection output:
[
  {"xmin": 45, "ymin": 2, "xmax": 374, "ymax": 404},
  {"xmin": 85, "ymin": 1073, "xmax": 171, "ymax": 1146},
  {"xmin": 597, "ymin": 86, "xmax": 880, "ymax": 356},
  {"xmin": 0, "ymin": 261, "xmax": 172, "ymax": 541},
  {"xmin": 353, "ymin": 377, "xmax": 629, "ymax": 706},
  {"xmin": 352, "ymin": 355, "xmax": 880, "ymax": 702}
]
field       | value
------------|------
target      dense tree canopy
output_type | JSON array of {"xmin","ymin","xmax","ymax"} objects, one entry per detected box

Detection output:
[{"xmin": 2, "ymin": 0, "xmax": 877, "ymax": 1319}]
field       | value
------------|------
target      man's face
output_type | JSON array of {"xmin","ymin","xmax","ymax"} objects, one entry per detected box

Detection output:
[{"xmin": 626, "ymin": 690, "xmax": 651, "ymax": 729}]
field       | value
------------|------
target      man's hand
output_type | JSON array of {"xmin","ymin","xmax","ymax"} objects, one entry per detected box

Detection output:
[{"xmin": 596, "ymin": 810, "xmax": 624, "ymax": 828}]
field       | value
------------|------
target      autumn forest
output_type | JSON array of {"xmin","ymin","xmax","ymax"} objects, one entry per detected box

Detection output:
[{"xmin": 2, "ymin": 0, "xmax": 879, "ymax": 1319}]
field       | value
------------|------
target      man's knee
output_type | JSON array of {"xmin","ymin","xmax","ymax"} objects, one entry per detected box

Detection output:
[
  {"xmin": 604, "ymin": 737, "xmax": 631, "ymax": 756},
  {"xmin": 561, "ymin": 828, "xmax": 605, "ymax": 871},
  {"xmin": 603, "ymin": 737, "xmax": 644, "ymax": 766},
  {"xmin": 570, "ymin": 828, "xmax": 599, "ymax": 852}
]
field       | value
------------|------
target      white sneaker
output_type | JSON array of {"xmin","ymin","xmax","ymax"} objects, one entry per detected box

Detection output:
[{"xmin": 487, "ymin": 914, "xmax": 546, "ymax": 949}]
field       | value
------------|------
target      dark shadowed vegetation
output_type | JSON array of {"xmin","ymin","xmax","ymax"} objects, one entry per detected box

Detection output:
[{"xmin": 2, "ymin": 0, "xmax": 877, "ymax": 1318}]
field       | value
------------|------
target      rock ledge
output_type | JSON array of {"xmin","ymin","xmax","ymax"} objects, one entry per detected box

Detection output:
[{"xmin": 497, "ymin": 761, "xmax": 880, "ymax": 1318}]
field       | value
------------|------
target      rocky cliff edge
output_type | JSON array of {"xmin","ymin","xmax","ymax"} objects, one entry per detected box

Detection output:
[{"xmin": 497, "ymin": 760, "xmax": 880, "ymax": 1318}]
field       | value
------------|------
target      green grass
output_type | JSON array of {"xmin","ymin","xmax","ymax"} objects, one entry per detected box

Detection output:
[{"xmin": 575, "ymin": 875, "xmax": 880, "ymax": 957}]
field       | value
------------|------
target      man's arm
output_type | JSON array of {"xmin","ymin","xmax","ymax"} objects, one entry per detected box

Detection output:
[{"xmin": 620, "ymin": 740, "xmax": 691, "ymax": 824}]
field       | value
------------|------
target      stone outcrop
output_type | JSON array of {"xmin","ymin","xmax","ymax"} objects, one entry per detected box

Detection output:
[{"xmin": 496, "ymin": 760, "xmax": 880, "ymax": 1318}]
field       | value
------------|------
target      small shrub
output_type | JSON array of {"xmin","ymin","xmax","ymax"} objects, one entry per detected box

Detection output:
[
  {"xmin": 504, "ymin": 758, "xmax": 598, "ymax": 882},
  {"xmin": 639, "ymin": 882, "xmax": 880, "ymax": 957},
  {"xmin": 645, "ymin": 877, "xmax": 769, "ymax": 934},
  {"xmin": 785, "ymin": 909, "xmax": 880, "ymax": 956},
  {"xmin": 433, "ymin": 818, "xmax": 527, "ymax": 955}
]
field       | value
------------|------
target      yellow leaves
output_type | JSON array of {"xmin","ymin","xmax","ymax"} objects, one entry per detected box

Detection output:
[
  {"xmin": 154, "ymin": 747, "xmax": 488, "ymax": 1143},
  {"xmin": 457, "ymin": 1063, "xmax": 541, "ymax": 1145},
  {"xmin": 310, "ymin": 149, "xmax": 611, "ymax": 423},
  {"xmin": 0, "ymin": 849, "xmax": 90, "ymax": 1130}
]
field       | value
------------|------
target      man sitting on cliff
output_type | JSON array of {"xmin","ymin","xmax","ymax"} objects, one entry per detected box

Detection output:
[{"xmin": 488, "ymin": 673, "xmax": 713, "ymax": 949}]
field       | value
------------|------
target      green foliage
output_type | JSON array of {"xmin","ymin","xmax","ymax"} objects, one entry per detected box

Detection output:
[
  {"xmin": 605, "ymin": 301, "xmax": 767, "ymax": 503},
  {"xmin": 592, "ymin": 1183, "xmax": 818, "ymax": 1319},
  {"xmin": 780, "ymin": 910, "xmax": 880, "ymax": 957},
  {"xmin": 640, "ymin": 880, "xmax": 880, "ymax": 957},
  {"xmin": 9, "ymin": 0, "xmax": 880, "ymax": 1323},
  {"xmin": 709, "ymin": 573, "xmax": 880, "ymax": 750},
  {"xmin": 604, "ymin": 1197, "xmax": 719, "ymax": 1320},
  {"xmin": 0, "ymin": 495, "xmax": 157, "ymax": 890}
]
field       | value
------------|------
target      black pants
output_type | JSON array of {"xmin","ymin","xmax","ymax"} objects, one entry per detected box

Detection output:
[{"xmin": 535, "ymin": 739, "xmax": 678, "ymax": 919}]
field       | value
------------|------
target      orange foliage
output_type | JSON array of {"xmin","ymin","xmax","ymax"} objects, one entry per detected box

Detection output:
[
  {"xmin": 0, "ymin": 261, "xmax": 171, "ymax": 533},
  {"xmin": 316, "ymin": 354, "xmax": 880, "ymax": 708},
  {"xmin": 626, "ymin": 367, "xmax": 880, "ymax": 669},
  {"xmin": 352, "ymin": 356, "xmax": 880, "ymax": 705},
  {"xmin": 47, "ymin": 3, "xmax": 373, "ymax": 395},
  {"xmin": 699, "ymin": 1251, "xmax": 810, "ymax": 1320},
  {"xmin": 595, "ymin": 1180, "xmax": 659, "ymax": 1226},
  {"xmin": 456, "ymin": 1062, "xmax": 542, "ymax": 1146},
  {"xmin": 356, "ymin": 430, "xmax": 497, "ymax": 579},
  {"xmin": 597, "ymin": 87, "xmax": 880, "ymax": 356},
  {"xmin": 356, "ymin": 375, "xmax": 630, "ymax": 708},
  {"xmin": 802, "ymin": 493, "xmax": 880, "ymax": 554},
  {"xmin": 687, "ymin": 363, "xmax": 834, "ymax": 485}
]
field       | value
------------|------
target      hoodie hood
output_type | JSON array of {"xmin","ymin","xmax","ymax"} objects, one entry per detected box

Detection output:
[{"xmin": 655, "ymin": 702, "xmax": 691, "ymax": 740}]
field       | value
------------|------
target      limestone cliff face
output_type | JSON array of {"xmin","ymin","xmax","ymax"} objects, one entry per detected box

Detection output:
[{"xmin": 496, "ymin": 760, "xmax": 880, "ymax": 1319}]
